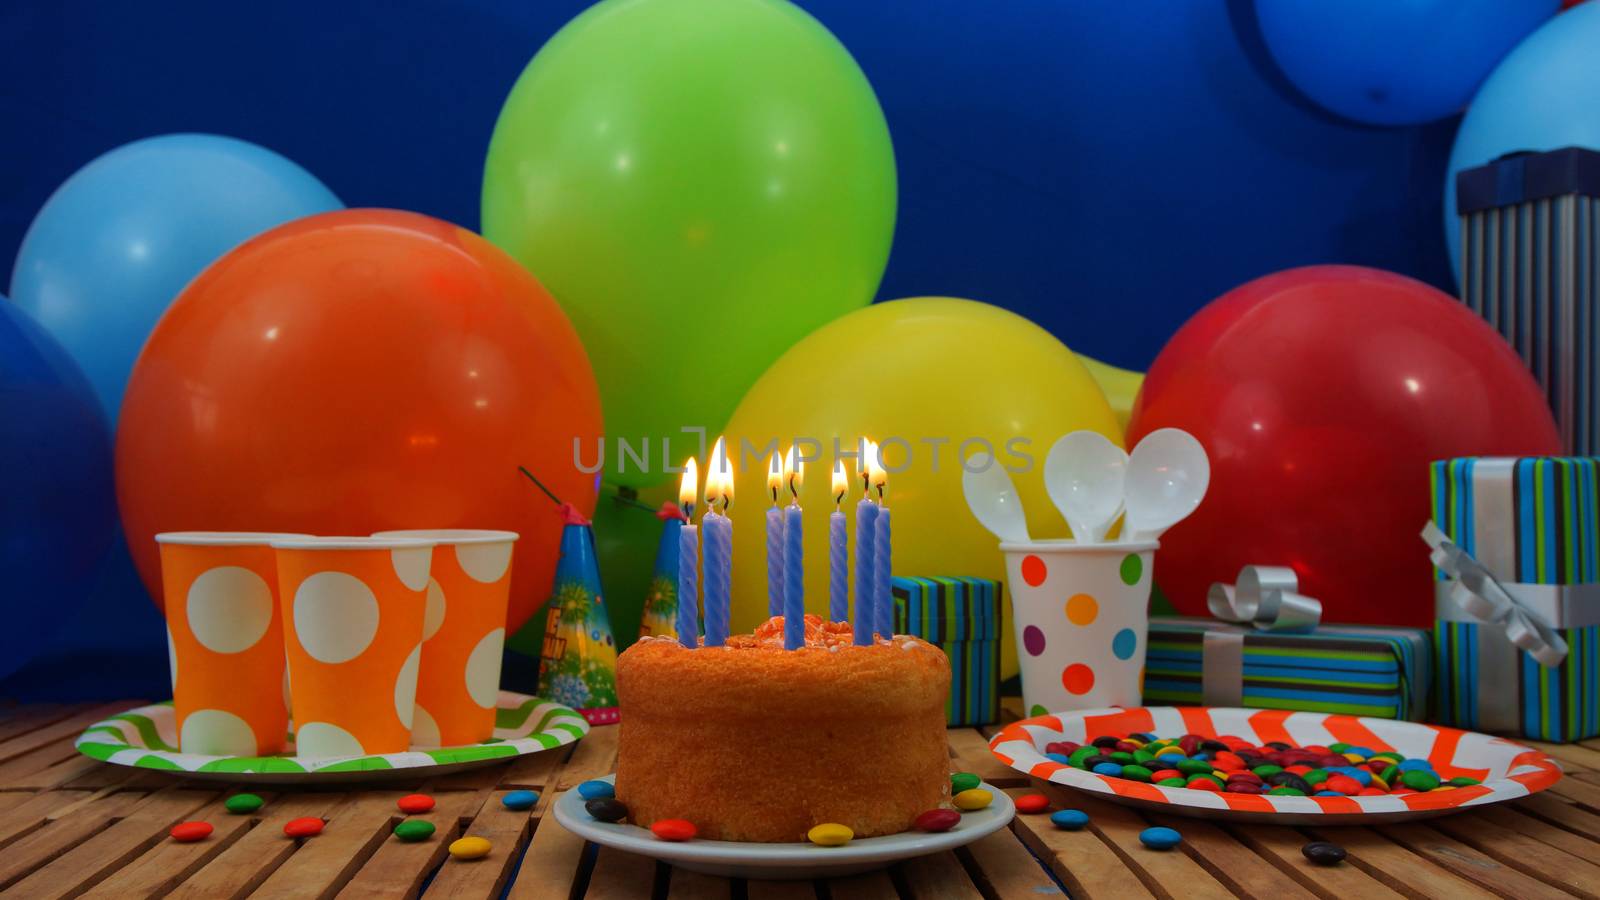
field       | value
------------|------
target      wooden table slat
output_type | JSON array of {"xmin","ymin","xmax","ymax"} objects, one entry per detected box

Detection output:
[
  {"xmin": 583, "ymin": 845, "xmax": 661, "ymax": 899},
  {"xmin": 555, "ymin": 726, "xmax": 619, "ymax": 790},
  {"xmin": 424, "ymin": 790, "xmax": 538, "ymax": 899},
  {"xmin": 251, "ymin": 792, "xmax": 399, "ymax": 899},
  {"xmin": 1427, "ymin": 808, "xmax": 1600, "ymax": 899},
  {"xmin": 1034, "ymin": 786, "xmax": 1236, "ymax": 900},
  {"xmin": 820, "ymin": 870, "xmax": 896, "ymax": 900},
  {"xmin": 166, "ymin": 791, "xmax": 345, "ymax": 899},
  {"xmin": 1296, "ymin": 824, "xmax": 1498, "ymax": 900},
  {"xmin": 0, "ymin": 701, "xmax": 142, "ymax": 769},
  {"xmin": 506, "ymin": 793, "xmax": 591, "ymax": 900},
  {"xmin": 338, "ymin": 789, "xmax": 488, "ymax": 899},
  {"xmin": 1378, "ymin": 821, "xmax": 1577, "ymax": 900},
  {"xmin": 665, "ymin": 866, "xmax": 732, "ymax": 899},
  {"xmin": 1010, "ymin": 789, "xmax": 1156, "ymax": 900},
  {"xmin": 958, "ymin": 827, "xmax": 1067, "ymax": 897},
  {"xmin": 81, "ymin": 793, "xmax": 269, "ymax": 899},
  {"xmin": 0, "ymin": 789, "xmax": 145, "ymax": 890},
  {"xmin": 946, "ymin": 728, "xmax": 1023, "ymax": 786},
  {"xmin": 1228, "ymin": 823, "xmax": 1406, "ymax": 900},
  {"xmin": 893, "ymin": 849, "xmax": 983, "ymax": 899},
  {"xmin": 1143, "ymin": 814, "xmax": 1317, "ymax": 900}
]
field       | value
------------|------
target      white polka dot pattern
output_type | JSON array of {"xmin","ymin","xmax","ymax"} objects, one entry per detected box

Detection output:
[
  {"xmin": 390, "ymin": 546, "xmax": 433, "ymax": 591},
  {"xmin": 394, "ymin": 644, "xmax": 421, "ymax": 730},
  {"xmin": 295, "ymin": 720, "xmax": 366, "ymax": 759},
  {"xmin": 293, "ymin": 571, "xmax": 380, "ymax": 664},
  {"xmin": 180, "ymin": 708, "xmax": 258, "ymax": 756},
  {"xmin": 410, "ymin": 704, "xmax": 442, "ymax": 748},
  {"xmin": 456, "ymin": 541, "xmax": 513, "ymax": 584},
  {"xmin": 166, "ymin": 626, "xmax": 178, "ymax": 691},
  {"xmin": 423, "ymin": 578, "xmax": 446, "ymax": 641},
  {"xmin": 465, "ymin": 628, "xmax": 505, "ymax": 709},
  {"xmin": 187, "ymin": 565, "xmax": 274, "ymax": 654}
]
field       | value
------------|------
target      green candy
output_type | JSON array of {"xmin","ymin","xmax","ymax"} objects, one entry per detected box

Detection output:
[
  {"xmin": 1371, "ymin": 752, "xmax": 1403, "ymax": 763},
  {"xmin": 1157, "ymin": 777, "xmax": 1188, "ymax": 787},
  {"xmin": 1447, "ymin": 776, "xmax": 1481, "ymax": 787},
  {"xmin": 1327, "ymin": 742, "xmax": 1350, "ymax": 753},
  {"xmin": 1120, "ymin": 765, "xmax": 1154, "ymax": 783},
  {"xmin": 225, "ymin": 793, "xmax": 263, "ymax": 814},
  {"xmin": 1176, "ymin": 759, "xmax": 1213, "ymax": 776},
  {"xmin": 1380, "ymin": 764, "xmax": 1400, "ymax": 783},
  {"xmin": 1303, "ymin": 770, "xmax": 1329, "ymax": 786},
  {"xmin": 1069, "ymin": 747, "xmax": 1098, "ymax": 765},
  {"xmin": 1268, "ymin": 786, "xmax": 1306, "ymax": 797},
  {"xmin": 1109, "ymin": 752, "xmax": 1136, "ymax": 765},
  {"xmin": 1400, "ymin": 770, "xmax": 1441, "ymax": 791},
  {"xmin": 1134, "ymin": 749, "xmax": 1156, "ymax": 764},
  {"xmin": 393, "ymin": 820, "xmax": 436, "ymax": 842},
  {"xmin": 1186, "ymin": 773, "xmax": 1224, "ymax": 788},
  {"xmin": 1252, "ymin": 765, "xmax": 1284, "ymax": 778},
  {"xmin": 951, "ymin": 773, "xmax": 981, "ymax": 793}
]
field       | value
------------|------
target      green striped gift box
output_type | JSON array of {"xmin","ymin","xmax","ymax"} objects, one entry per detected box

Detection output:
[
  {"xmin": 892, "ymin": 576, "xmax": 1001, "ymax": 727},
  {"xmin": 1430, "ymin": 457, "xmax": 1600, "ymax": 741}
]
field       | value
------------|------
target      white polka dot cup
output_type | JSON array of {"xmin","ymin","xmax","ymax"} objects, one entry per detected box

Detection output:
[
  {"xmin": 272, "ymin": 536, "xmax": 435, "ymax": 758},
  {"xmin": 1001, "ymin": 540, "xmax": 1156, "ymax": 718},
  {"xmin": 155, "ymin": 532, "xmax": 312, "ymax": 756},
  {"xmin": 371, "ymin": 529, "xmax": 517, "ymax": 747}
]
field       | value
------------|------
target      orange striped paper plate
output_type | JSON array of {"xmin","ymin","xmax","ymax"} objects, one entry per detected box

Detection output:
[{"xmin": 989, "ymin": 706, "xmax": 1562, "ymax": 824}]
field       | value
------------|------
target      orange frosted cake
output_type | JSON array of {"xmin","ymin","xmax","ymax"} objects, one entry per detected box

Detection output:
[{"xmin": 614, "ymin": 614, "xmax": 951, "ymax": 842}]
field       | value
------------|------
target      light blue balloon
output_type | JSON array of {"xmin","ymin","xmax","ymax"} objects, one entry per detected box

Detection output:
[
  {"xmin": 1256, "ymin": 0, "xmax": 1558, "ymax": 127},
  {"xmin": 1445, "ymin": 3, "xmax": 1600, "ymax": 279},
  {"xmin": 9, "ymin": 134, "xmax": 342, "ymax": 425}
]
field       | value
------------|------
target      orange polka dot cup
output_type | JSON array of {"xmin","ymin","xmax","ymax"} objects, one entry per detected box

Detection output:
[
  {"xmin": 156, "ymin": 532, "xmax": 311, "ymax": 756},
  {"xmin": 1001, "ymin": 540, "xmax": 1156, "ymax": 716},
  {"xmin": 371, "ymin": 529, "xmax": 517, "ymax": 746},
  {"xmin": 272, "ymin": 536, "xmax": 435, "ymax": 758}
]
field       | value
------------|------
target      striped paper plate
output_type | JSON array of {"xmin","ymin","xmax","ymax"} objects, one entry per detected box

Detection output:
[
  {"xmin": 74, "ymin": 691, "xmax": 587, "ymax": 784},
  {"xmin": 989, "ymin": 706, "xmax": 1562, "ymax": 824}
]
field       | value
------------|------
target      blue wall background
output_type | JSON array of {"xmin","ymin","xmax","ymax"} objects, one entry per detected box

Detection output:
[{"xmin": 0, "ymin": 0, "xmax": 1457, "ymax": 698}]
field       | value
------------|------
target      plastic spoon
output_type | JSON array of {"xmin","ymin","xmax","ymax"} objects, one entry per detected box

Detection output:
[
  {"xmin": 1043, "ymin": 431, "xmax": 1128, "ymax": 543},
  {"xmin": 1123, "ymin": 428, "xmax": 1210, "ymax": 542},
  {"xmin": 961, "ymin": 451, "xmax": 1031, "ymax": 543}
]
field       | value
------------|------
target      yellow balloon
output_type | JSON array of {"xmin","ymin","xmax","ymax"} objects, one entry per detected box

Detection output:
[
  {"xmin": 721, "ymin": 297, "xmax": 1121, "ymax": 679},
  {"xmin": 1075, "ymin": 354, "xmax": 1145, "ymax": 434}
]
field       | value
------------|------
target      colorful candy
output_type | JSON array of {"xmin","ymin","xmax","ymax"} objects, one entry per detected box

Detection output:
[
  {"xmin": 170, "ymin": 821, "xmax": 213, "ymax": 842},
  {"xmin": 950, "ymin": 772, "xmax": 981, "ymax": 793},
  {"xmin": 283, "ymin": 817, "xmax": 324, "ymax": 838},
  {"xmin": 585, "ymin": 798, "xmax": 629, "ymax": 823},
  {"xmin": 502, "ymin": 790, "xmax": 539, "ymax": 811},
  {"xmin": 1014, "ymin": 794, "xmax": 1050, "ymax": 814},
  {"xmin": 1051, "ymin": 809, "xmax": 1090, "ymax": 830},
  {"xmin": 914, "ymin": 809, "xmax": 961, "ymax": 832},
  {"xmin": 394, "ymin": 820, "xmax": 436, "ymax": 842},
  {"xmin": 397, "ymin": 794, "xmax": 435, "ymax": 814},
  {"xmin": 953, "ymin": 788, "xmax": 993, "ymax": 811},
  {"xmin": 449, "ymin": 836, "xmax": 492, "ymax": 859},
  {"xmin": 224, "ymin": 793, "xmax": 263, "ymax": 815},
  {"xmin": 1140, "ymin": 826, "xmax": 1182, "ymax": 850},
  {"xmin": 808, "ymin": 823, "xmax": 854, "ymax": 846},
  {"xmin": 577, "ymin": 780, "xmax": 616, "ymax": 800},
  {"xmin": 1302, "ymin": 841, "xmax": 1347, "ymax": 865},
  {"xmin": 650, "ymin": 819, "xmax": 697, "ymax": 842}
]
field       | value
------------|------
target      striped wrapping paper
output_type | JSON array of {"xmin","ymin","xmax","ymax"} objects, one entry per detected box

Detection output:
[
  {"xmin": 891, "ymin": 576, "xmax": 1001, "ymax": 726},
  {"xmin": 1143, "ymin": 618, "xmax": 1429, "ymax": 720},
  {"xmin": 1430, "ymin": 456, "xmax": 1600, "ymax": 741}
]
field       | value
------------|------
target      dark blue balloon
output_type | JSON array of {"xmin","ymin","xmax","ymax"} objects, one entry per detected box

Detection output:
[{"xmin": 0, "ymin": 298, "xmax": 117, "ymax": 682}]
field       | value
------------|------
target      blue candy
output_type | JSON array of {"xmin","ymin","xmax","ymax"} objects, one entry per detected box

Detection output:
[
  {"xmin": 1140, "ymin": 826, "xmax": 1182, "ymax": 850},
  {"xmin": 1343, "ymin": 746, "xmax": 1375, "ymax": 758},
  {"xmin": 1131, "ymin": 732, "xmax": 1157, "ymax": 742},
  {"xmin": 502, "ymin": 790, "xmax": 539, "ymax": 811},
  {"xmin": 1051, "ymin": 809, "xmax": 1090, "ymax": 830},
  {"xmin": 1092, "ymin": 763, "xmax": 1124, "ymax": 777},
  {"xmin": 1397, "ymin": 759, "xmax": 1434, "ymax": 772},
  {"xmin": 1046, "ymin": 752, "xmax": 1072, "ymax": 764},
  {"xmin": 577, "ymin": 780, "xmax": 615, "ymax": 800},
  {"xmin": 1329, "ymin": 766, "xmax": 1372, "ymax": 787},
  {"xmin": 1314, "ymin": 790, "xmax": 1344, "ymax": 797}
]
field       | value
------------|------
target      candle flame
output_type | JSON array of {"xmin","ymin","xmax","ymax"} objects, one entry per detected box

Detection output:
[
  {"xmin": 867, "ymin": 440, "xmax": 888, "ymax": 499},
  {"xmin": 767, "ymin": 451, "xmax": 784, "ymax": 505},
  {"xmin": 705, "ymin": 437, "xmax": 733, "ymax": 511},
  {"xmin": 859, "ymin": 438, "xmax": 877, "ymax": 497},
  {"xmin": 831, "ymin": 459, "xmax": 848, "ymax": 507},
  {"xmin": 678, "ymin": 457, "xmax": 698, "ymax": 516},
  {"xmin": 785, "ymin": 444, "xmax": 804, "ymax": 499}
]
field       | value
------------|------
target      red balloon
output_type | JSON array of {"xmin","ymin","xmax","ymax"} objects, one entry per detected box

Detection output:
[
  {"xmin": 117, "ymin": 209, "xmax": 602, "ymax": 632},
  {"xmin": 1127, "ymin": 265, "xmax": 1559, "ymax": 627}
]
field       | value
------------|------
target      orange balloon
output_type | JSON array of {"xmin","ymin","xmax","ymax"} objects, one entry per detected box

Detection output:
[{"xmin": 117, "ymin": 209, "xmax": 602, "ymax": 632}]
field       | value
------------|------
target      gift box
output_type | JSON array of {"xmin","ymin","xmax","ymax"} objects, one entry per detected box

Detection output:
[
  {"xmin": 1143, "ymin": 618, "xmax": 1430, "ymax": 720},
  {"xmin": 1429, "ymin": 456, "xmax": 1600, "ymax": 741},
  {"xmin": 891, "ymin": 576, "xmax": 1001, "ymax": 727}
]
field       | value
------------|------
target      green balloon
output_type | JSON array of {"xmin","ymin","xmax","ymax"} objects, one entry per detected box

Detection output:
[{"xmin": 483, "ymin": 0, "xmax": 896, "ymax": 487}]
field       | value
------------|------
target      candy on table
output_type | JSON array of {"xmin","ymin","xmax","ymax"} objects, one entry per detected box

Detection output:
[
  {"xmin": 585, "ymin": 798, "xmax": 629, "ymax": 823},
  {"xmin": 1051, "ymin": 809, "xmax": 1090, "ymax": 830},
  {"xmin": 1140, "ymin": 826, "xmax": 1182, "ymax": 850},
  {"xmin": 950, "ymin": 772, "xmax": 981, "ymax": 793},
  {"xmin": 577, "ymin": 780, "xmax": 616, "ymax": 801},
  {"xmin": 650, "ymin": 819, "xmax": 697, "ymax": 841},
  {"xmin": 394, "ymin": 820, "xmax": 436, "ymax": 842},
  {"xmin": 808, "ymin": 823, "xmax": 853, "ymax": 846},
  {"xmin": 283, "ymin": 817, "xmax": 324, "ymax": 838},
  {"xmin": 914, "ymin": 809, "xmax": 961, "ymax": 832},
  {"xmin": 170, "ymin": 821, "xmax": 213, "ymax": 842},
  {"xmin": 502, "ymin": 790, "xmax": 539, "ymax": 811},
  {"xmin": 397, "ymin": 793, "xmax": 434, "ymax": 814},
  {"xmin": 1014, "ymin": 794, "xmax": 1050, "ymax": 814},
  {"xmin": 224, "ymin": 793, "xmax": 263, "ymax": 814},
  {"xmin": 449, "ymin": 836, "xmax": 492, "ymax": 859},
  {"xmin": 953, "ymin": 788, "xmax": 993, "ymax": 811},
  {"xmin": 1302, "ymin": 841, "xmax": 1347, "ymax": 865}
]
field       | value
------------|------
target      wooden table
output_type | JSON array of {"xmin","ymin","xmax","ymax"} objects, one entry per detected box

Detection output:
[{"xmin": 1, "ymin": 700, "xmax": 1598, "ymax": 898}]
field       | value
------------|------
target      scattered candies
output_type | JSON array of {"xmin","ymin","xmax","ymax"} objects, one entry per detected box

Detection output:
[
  {"xmin": 1139, "ymin": 826, "xmax": 1182, "ymax": 850},
  {"xmin": 283, "ymin": 817, "xmax": 325, "ymax": 838},
  {"xmin": 950, "ymin": 772, "xmax": 981, "ymax": 793},
  {"xmin": 953, "ymin": 788, "xmax": 993, "ymax": 811},
  {"xmin": 224, "ymin": 793, "xmax": 263, "ymax": 815},
  {"xmin": 807, "ymin": 823, "xmax": 854, "ymax": 846},
  {"xmin": 1063, "ymin": 732, "xmax": 1464, "ymax": 801},
  {"xmin": 449, "ymin": 836, "xmax": 492, "ymax": 860},
  {"xmin": 170, "ymin": 821, "xmax": 213, "ymax": 842},
  {"xmin": 1302, "ymin": 841, "xmax": 1347, "ymax": 865},
  {"xmin": 650, "ymin": 819, "xmax": 697, "ymax": 842},
  {"xmin": 397, "ymin": 794, "xmax": 435, "ymax": 814},
  {"xmin": 394, "ymin": 820, "xmax": 436, "ymax": 843},
  {"xmin": 502, "ymin": 790, "xmax": 539, "ymax": 811},
  {"xmin": 1050, "ymin": 809, "xmax": 1090, "ymax": 830},
  {"xmin": 577, "ymin": 780, "xmax": 616, "ymax": 800},
  {"xmin": 586, "ymin": 798, "xmax": 629, "ymax": 823},
  {"xmin": 1014, "ymin": 794, "xmax": 1050, "ymax": 814},
  {"xmin": 914, "ymin": 809, "xmax": 961, "ymax": 832}
]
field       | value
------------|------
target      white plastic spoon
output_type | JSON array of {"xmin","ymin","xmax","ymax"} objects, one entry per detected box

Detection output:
[
  {"xmin": 1043, "ymin": 431, "xmax": 1128, "ymax": 543},
  {"xmin": 961, "ymin": 451, "xmax": 1031, "ymax": 543},
  {"xmin": 1123, "ymin": 428, "xmax": 1210, "ymax": 542}
]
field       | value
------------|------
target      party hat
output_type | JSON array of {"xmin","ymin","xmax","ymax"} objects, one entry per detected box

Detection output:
[
  {"xmin": 636, "ymin": 502, "xmax": 686, "ymax": 641},
  {"xmin": 537, "ymin": 504, "xmax": 620, "ymax": 725}
]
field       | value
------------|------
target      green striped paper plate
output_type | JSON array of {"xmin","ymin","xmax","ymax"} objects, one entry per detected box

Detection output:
[{"xmin": 74, "ymin": 691, "xmax": 588, "ymax": 784}]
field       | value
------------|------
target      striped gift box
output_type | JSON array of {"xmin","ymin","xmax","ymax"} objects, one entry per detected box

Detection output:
[
  {"xmin": 1143, "ymin": 618, "xmax": 1429, "ymax": 720},
  {"xmin": 1430, "ymin": 456, "xmax": 1600, "ymax": 741},
  {"xmin": 892, "ymin": 577, "xmax": 1001, "ymax": 727}
]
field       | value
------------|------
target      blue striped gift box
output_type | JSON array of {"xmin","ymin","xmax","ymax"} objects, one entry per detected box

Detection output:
[{"xmin": 891, "ymin": 576, "xmax": 1001, "ymax": 726}]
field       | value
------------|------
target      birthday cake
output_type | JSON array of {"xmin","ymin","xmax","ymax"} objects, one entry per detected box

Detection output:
[{"xmin": 614, "ymin": 614, "xmax": 951, "ymax": 842}]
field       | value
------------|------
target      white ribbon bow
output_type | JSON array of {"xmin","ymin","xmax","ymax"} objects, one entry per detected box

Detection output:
[
  {"xmin": 1421, "ymin": 521, "xmax": 1568, "ymax": 667},
  {"xmin": 1206, "ymin": 565, "xmax": 1321, "ymax": 633}
]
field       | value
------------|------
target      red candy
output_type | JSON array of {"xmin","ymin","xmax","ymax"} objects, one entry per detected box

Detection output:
[
  {"xmin": 1187, "ymin": 779, "xmax": 1221, "ymax": 792},
  {"xmin": 1358, "ymin": 787, "xmax": 1388, "ymax": 796},
  {"xmin": 1226, "ymin": 772, "xmax": 1262, "ymax": 784},
  {"xmin": 1015, "ymin": 794, "xmax": 1051, "ymax": 814},
  {"xmin": 398, "ymin": 794, "xmax": 435, "ymax": 814},
  {"xmin": 1045, "ymin": 741, "xmax": 1081, "ymax": 756},
  {"xmin": 650, "ymin": 819, "xmax": 697, "ymax": 841},
  {"xmin": 284, "ymin": 817, "xmax": 325, "ymax": 838},
  {"xmin": 1285, "ymin": 764, "xmax": 1313, "ymax": 775},
  {"xmin": 1324, "ymin": 775, "xmax": 1363, "ymax": 795},
  {"xmin": 1212, "ymin": 751, "xmax": 1246, "ymax": 771},
  {"xmin": 914, "ymin": 809, "xmax": 962, "ymax": 832},
  {"xmin": 170, "ymin": 821, "xmax": 213, "ymax": 842},
  {"xmin": 1224, "ymin": 782, "xmax": 1264, "ymax": 794},
  {"xmin": 1150, "ymin": 769, "xmax": 1181, "ymax": 782}
]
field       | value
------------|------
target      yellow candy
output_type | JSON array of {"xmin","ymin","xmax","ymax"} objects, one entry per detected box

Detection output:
[
  {"xmin": 1369, "ymin": 773, "xmax": 1389, "ymax": 790},
  {"xmin": 1342, "ymin": 752, "xmax": 1366, "ymax": 763},
  {"xmin": 1155, "ymin": 747, "xmax": 1186, "ymax": 758},
  {"xmin": 1433, "ymin": 785, "xmax": 1456, "ymax": 791},
  {"xmin": 953, "ymin": 788, "xmax": 993, "ymax": 811},
  {"xmin": 449, "ymin": 836, "xmax": 492, "ymax": 860},
  {"xmin": 807, "ymin": 823, "xmax": 854, "ymax": 846}
]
